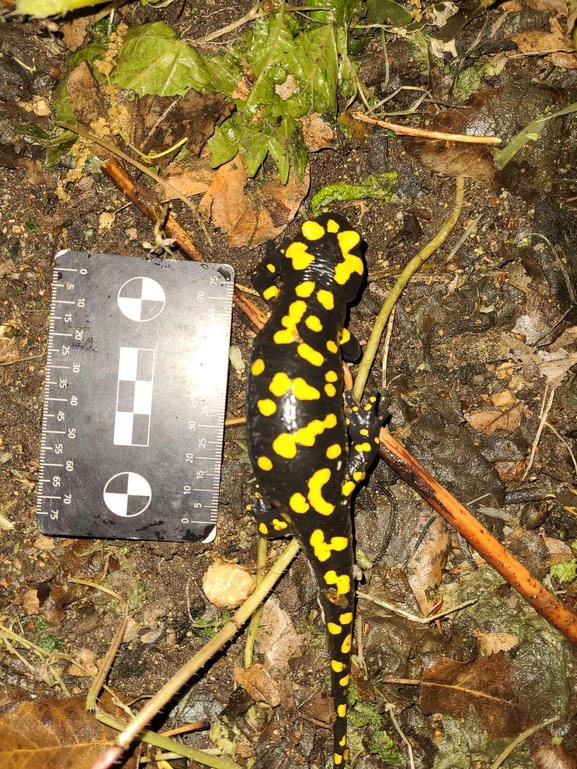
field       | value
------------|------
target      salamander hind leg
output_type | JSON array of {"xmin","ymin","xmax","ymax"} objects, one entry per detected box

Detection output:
[
  {"xmin": 342, "ymin": 391, "xmax": 387, "ymax": 490},
  {"xmin": 246, "ymin": 482, "xmax": 293, "ymax": 539}
]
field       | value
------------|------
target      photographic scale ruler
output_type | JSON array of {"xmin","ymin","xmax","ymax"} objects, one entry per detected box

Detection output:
[{"xmin": 37, "ymin": 251, "xmax": 234, "ymax": 543}]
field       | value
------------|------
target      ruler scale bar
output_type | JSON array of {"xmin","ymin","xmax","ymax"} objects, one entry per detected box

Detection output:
[{"xmin": 38, "ymin": 250, "xmax": 234, "ymax": 543}]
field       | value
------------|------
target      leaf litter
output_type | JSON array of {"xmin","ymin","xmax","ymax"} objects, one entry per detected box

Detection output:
[{"xmin": 3, "ymin": 0, "xmax": 577, "ymax": 767}]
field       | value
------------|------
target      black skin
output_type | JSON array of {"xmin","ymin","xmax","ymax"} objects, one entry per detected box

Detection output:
[{"xmin": 246, "ymin": 213, "xmax": 384, "ymax": 767}]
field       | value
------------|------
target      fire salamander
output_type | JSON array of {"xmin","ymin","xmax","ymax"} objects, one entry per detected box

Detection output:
[{"xmin": 246, "ymin": 213, "xmax": 384, "ymax": 767}]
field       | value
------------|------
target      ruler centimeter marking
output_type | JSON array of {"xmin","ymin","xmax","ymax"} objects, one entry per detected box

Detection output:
[{"xmin": 37, "ymin": 251, "xmax": 234, "ymax": 542}]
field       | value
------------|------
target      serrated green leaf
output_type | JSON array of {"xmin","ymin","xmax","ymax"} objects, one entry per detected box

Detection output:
[
  {"xmin": 208, "ymin": 114, "xmax": 247, "ymax": 168},
  {"xmin": 240, "ymin": 120, "xmax": 272, "ymax": 177},
  {"xmin": 292, "ymin": 23, "xmax": 338, "ymax": 115},
  {"xmin": 111, "ymin": 22, "xmax": 212, "ymax": 96},
  {"xmin": 549, "ymin": 559, "xmax": 577, "ymax": 584}
]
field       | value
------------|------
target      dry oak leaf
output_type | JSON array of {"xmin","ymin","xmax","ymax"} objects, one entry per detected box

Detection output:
[
  {"xmin": 0, "ymin": 697, "xmax": 137, "ymax": 769},
  {"xmin": 510, "ymin": 16, "xmax": 574, "ymax": 53},
  {"xmin": 198, "ymin": 157, "xmax": 310, "ymax": 248},
  {"xmin": 234, "ymin": 663, "xmax": 282, "ymax": 707},
  {"xmin": 407, "ymin": 514, "xmax": 450, "ymax": 616},
  {"xmin": 464, "ymin": 400, "xmax": 527, "ymax": 435},
  {"xmin": 474, "ymin": 631, "xmax": 519, "ymax": 656},
  {"xmin": 420, "ymin": 652, "xmax": 525, "ymax": 737},
  {"xmin": 256, "ymin": 595, "xmax": 307, "ymax": 671}
]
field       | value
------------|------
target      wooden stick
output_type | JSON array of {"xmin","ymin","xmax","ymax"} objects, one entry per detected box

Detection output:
[
  {"xmin": 101, "ymin": 158, "xmax": 268, "ymax": 333},
  {"xmin": 377, "ymin": 428, "xmax": 577, "ymax": 643},
  {"xmin": 351, "ymin": 111, "xmax": 502, "ymax": 145}
]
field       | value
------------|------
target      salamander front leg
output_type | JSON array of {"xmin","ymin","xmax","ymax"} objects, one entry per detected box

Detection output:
[
  {"xmin": 246, "ymin": 482, "xmax": 294, "ymax": 539},
  {"xmin": 342, "ymin": 391, "xmax": 386, "ymax": 493},
  {"xmin": 251, "ymin": 242, "xmax": 283, "ymax": 303}
]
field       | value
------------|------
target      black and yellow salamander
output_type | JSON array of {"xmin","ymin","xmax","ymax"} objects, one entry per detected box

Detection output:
[{"xmin": 246, "ymin": 213, "xmax": 384, "ymax": 767}]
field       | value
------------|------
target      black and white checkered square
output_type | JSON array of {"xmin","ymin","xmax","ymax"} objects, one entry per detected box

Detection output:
[{"xmin": 114, "ymin": 347, "xmax": 155, "ymax": 446}]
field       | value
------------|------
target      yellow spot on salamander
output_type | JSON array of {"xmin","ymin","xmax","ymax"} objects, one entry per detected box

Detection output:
[
  {"xmin": 273, "ymin": 300, "xmax": 307, "ymax": 344},
  {"xmin": 257, "ymin": 456, "xmax": 273, "ymax": 471},
  {"xmin": 334, "ymin": 755, "xmax": 343, "ymax": 766},
  {"xmin": 272, "ymin": 414, "xmax": 338, "ymax": 459},
  {"xmin": 307, "ymin": 468, "xmax": 335, "ymax": 515},
  {"xmin": 290, "ymin": 492, "xmax": 309, "ymax": 513},
  {"xmin": 334, "ymin": 231, "xmax": 364, "ymax": 285},
  {"xmin": 353, "ymin": 471, "xmax": 365, "ymax": 482},
  {"xmin": 337, "ymin": 704, "xmax": 347, "ymax": 718},
  {"xmin": 327, "ymin": 622, "xmax": 342, "ymax": 634},
  {"xmin": 325, "ymin": 370, "xmax": 338, "ymax": 383},
  {"xmin": 251, "ymin": 358, "xmax": 265, "ymax": 376},
  {"xmin": 295, "ymin": 281, "xmax": 316, "ymax": 297},
  {"xmin": 331, "ymin": 660, "xmax": 345, "ymax": 672},
  {"xmin": 341, "ymin": 634, "xmax": 352, "ymax": 654},
  {"xmin": 259, "ymin": 523, "xmax": 269, "ymax": 535},
  {"xmin": 342, "ymin": 481, "xmax": 355, "ymax": 496},
  {"xmin": 317, "ymin": 289, "xmax": 334, "ymax": 310},
  {"xmin": 327, "ymin": 218, "xmax": 340, "ymax": 233},
  {"xmin": 340, "ymin": 612, "xmax": 353, "ymax": 624},
  {"xmin": 263, "ymin": 285, "xmax": 279, "ymax": 301},
  {"xmin": 269, "ymin": 372, "xmax": 320, "ymax": 400},
  {"xmin": 285, "ymin": 241, "xmax": 314, "ymax": 270},
  {"xmin": 297, "ymin": 343, "xmax": 325, "ymax": 367},
  {"xmin": 326, "ymin": 444, "xmax": 342, "ymax": 460},
  {"xmin": 354, "ymin": 443, "xmax": 372, "ymax": 452},
  {"xmin": 257, "ymin": 399, "xmax": 277, "ymax": 416},
  {"xmin": 305, "ymin": 315, "xmax": 323, "ymax": 332},
  {"xmin": 272, "ymin": 518, "xmax": 288, "ymax": 531},
  {"xmin": 324, "ymin": 570, "xmax": 351, "ymax": 595},
  {"xmin": 360, "ymin": 429, "xmax": 368, "ymax": 436},
  {"xmin": 309, "ymin": 529, "xmax": 348, "ymax": 562},
  {"xmin": 326, "ymin": 340, "xmax": 338, "ymax": 354},
  {"xmin": 339, "ymin": 674, "xmax": 350, "ymax": 687},
  {"xmin": 339, "ymin": 736, "xmax": 347, "ymax": 747},
  {"xmin": 325, "ymin": 383, "xmax": 337, "ymax": 397},
  {"xmin": 302, "ymin": 220, "xmax": 326, "ymax": 240},
  {"xmin": 339, "ymin": 328, "xmax": 351, "ymax": 344},
  {"xmin": 266, "ymin": 263, "xmax": 276, "ymax": 273}
]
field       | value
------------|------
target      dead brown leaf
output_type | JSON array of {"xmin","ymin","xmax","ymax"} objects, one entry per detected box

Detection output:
[
  {"xmin": 198, "ymin": 158, "xmax": 310, "ymax": 248},
  {"xmin": 300, "ymin": 113, "xmax": 335, "ymax": 152},
  {"xmin": 0, "ymin": 697, "xmax": 137, "ymax": 769},
  {"xmin": 420, "ymin": 653, "xmax": 525, "ymax": 737},
  {"xmin": 67, "ymin": 62, "xmax": 108, "ymax": 130},
  {"xmin": 163, "ymin": 162, "xmax": 214, "ymax": 198},
  {"xmin": 475, "ymin": 631, "xmax": 519, "ymax": 656},
  {"xmin": 511, "ymin": 17, "xmax": 573, "ymax": 53},
  {"xmin": 407, "ymin": 515, "xmax": 450, "ymax": 616},
  {"xmin": 129, "ymin": 90, "xmax": 234, "ymax": 163},
  {"xmin": 234, "ymin": 663, "xmax": 282, "ymax": 707},
  {"xmin": 255, "ymin": 596, "xmax": 307, "ymax": 671},
  {"xmin": 464, "ymin": 401, "xmax": 526, "ymax": 435},
  {"xmin": 60, "ymin": 16, "xmax": 93, "ymax": 52}
]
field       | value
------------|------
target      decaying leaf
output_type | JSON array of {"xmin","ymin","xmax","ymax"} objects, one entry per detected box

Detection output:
[
  {"xmin": 255, "ymin": 596, "xmax": 307, "ymax": 671},
  {"xmin": 198, "ymin": 157, "xmax": 310, "ymax": 248},
  {"xmin": 0, "ymin": 697, "xmax": 137, "ymax": 769},
  {"xmin": 510, "ymin": 17, "xmax": 573, "ymax": 54},
  {"xmin": 475, "ymin": 631, "xmax": 520, "ymax": 656},
  {"xmin": 464, "ymin": 401, "xmax": 527, "ymax": 435},
  {"xmin": 420, "ymin": 653, "xmax": 525, "ymax": 737},
  {"xmin": 234, "ymin": 663, "xmax": 282, "ymax": 707},
  {"xmin": 407, "ymin": 515, "xmax": 450, "ymax": 616}
]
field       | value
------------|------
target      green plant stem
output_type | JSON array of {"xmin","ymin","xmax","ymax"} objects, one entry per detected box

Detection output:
[
  {"xmin": 244, "ymin": 535, "xmax": 269, "ymax": 668},
  {"xmin": 89, "ymin": 538, "xmax": 301, "ymax": 769},
  {"xmin": 95, "ymin": 708, "xmax": 242, "ymax": 769},
  {"xmin": 490, "ymin": 715, "xmax": 560, "ymax": 769},
  {"xmin": 353, "ymin": 176, "xmax": 465, "ymax": 401}
]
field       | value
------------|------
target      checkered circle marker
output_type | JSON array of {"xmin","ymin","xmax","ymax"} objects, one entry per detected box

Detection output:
[
  {"xmin": 103, "ymin": 472, "xmax": 152, "ymax": 517},
  {"xmin": 117, "ymin": 277, "xmax": 165, "ymax": 321}
]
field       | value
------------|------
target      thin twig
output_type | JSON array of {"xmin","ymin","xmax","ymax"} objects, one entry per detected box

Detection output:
[
  {"xmin": 351, "ymin": 112, "xmax": 502, "ymax": 144},
  {"xmin": 544, "ymin": 422, "xmax": 577, "ymax": 476},
  {"xmin": 522, "ymin": 383, "xmax": 557, "ymax": 481},
  {"xmin": 0, "ymin": 351, "xmax": 45, "ymax": 366},
  {"xmin": 377, "ymin": 429, "xmax": 577, "ymax": 643},
  {"xmin": 490, "ymin": 715, "xmax": 560, "ymax": 769},
  {"xmin": 354, "ymin": 176, "xmax": 465, "ymax": 400},
  {"xmin": 381, "ymin": 305, "xmax": 395, "ymax": 390},
  {"xmin": 357, "ymin": 592, "xmax": 476, "ymax": 623},
  {"xmin": 88, "ymin": 539, "xmax": 301, "ymax": 769},
  {"xmin": 385, "ymin": 703, "xmax": 416, "ymax": 769},
  {"xmin": 244, "ymin": 535, "xmax": 268, "ymax": 668}
]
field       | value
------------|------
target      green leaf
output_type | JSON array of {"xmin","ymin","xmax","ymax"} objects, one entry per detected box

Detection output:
[
  {"xmin": 111, "ymin": 22, "xmax": 212, "ymax": 96},
  {"xmin": 291, "ymin": 23, "xmax": 338, "ymax": 116},
  {"xmin": 549, "ymin": 558, "xmax": 577, "ymax": 584},
  {"xmin": 310, "ymin": 173, "xmax": 398, "ymax": 215},
  {"xmin": 365, "ymin": 0, "xmax": 413, "ymax": 27},
  {"xmin": 208, "ymin": 114, "xmax": 247, "ymax": 168}
]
